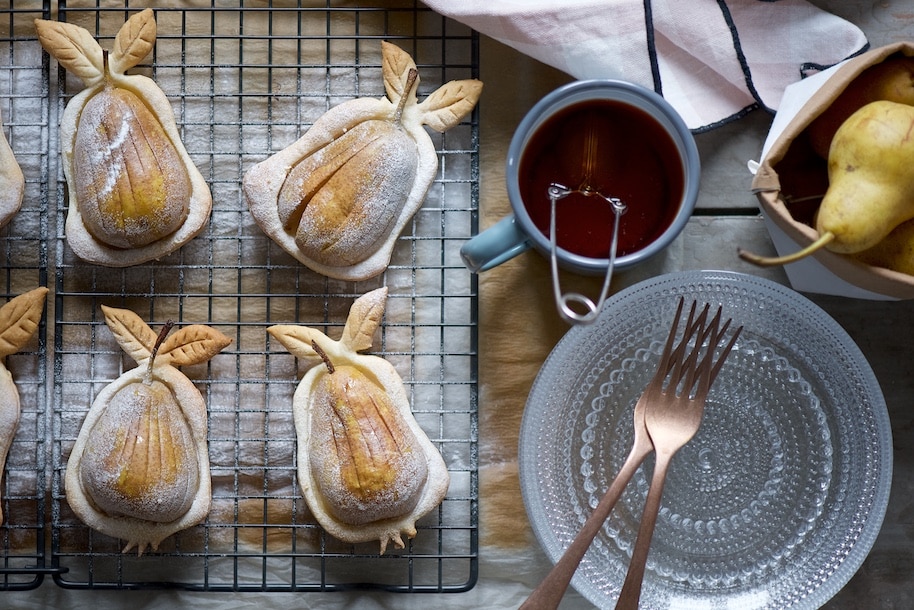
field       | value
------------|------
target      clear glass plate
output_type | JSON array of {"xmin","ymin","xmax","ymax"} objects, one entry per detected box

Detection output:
[{"xmin": 519, "ymin": 270, "xmax": 892, "ymax": 609}]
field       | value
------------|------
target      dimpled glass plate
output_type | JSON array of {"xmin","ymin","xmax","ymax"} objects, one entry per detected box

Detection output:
[{"xmin": 518, "ymin": 270, "xmax": 892, "ymax": 609}]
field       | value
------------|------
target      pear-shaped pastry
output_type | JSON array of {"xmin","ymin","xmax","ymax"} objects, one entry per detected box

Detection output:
[
  {"xmin": 35, "ymin": 9, "xmax": 212, "ymax": 266},
  {"xmin": 0, "ymin": 287, "xmax": 48, "ymax": 524},
  {"xmin": 65, "ymin": 306, "xmax": 231, "ymax": 554},
  {"xmin": 0, "ymin": 109, "xmax": 24, "ymax": 229},
  {"xmin": 268, "ymin": 287, "xmax": 449, "ymax": 553},
  {"xmin": 244, "ymin": 41, "xmax": 483, "ymax": 281}
]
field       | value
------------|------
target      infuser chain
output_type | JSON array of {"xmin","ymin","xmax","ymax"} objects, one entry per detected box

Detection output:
[{"xmin": 547, "ymin": 182, "xmax": 627, "ymax": 325}]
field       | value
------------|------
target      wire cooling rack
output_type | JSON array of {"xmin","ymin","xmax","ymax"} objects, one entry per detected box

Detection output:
[
  {"xmin": 0, "ymin": 0, "xmax": 50, "ymax": 592},
  {"xmin": 0, "ymin": 0, "xmax": 480, "ymax": 593}
]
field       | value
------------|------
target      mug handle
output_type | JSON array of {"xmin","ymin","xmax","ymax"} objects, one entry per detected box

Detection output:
[{"xmin": 460, "ymin": 215, "xmax": 532, "ymax": 273}]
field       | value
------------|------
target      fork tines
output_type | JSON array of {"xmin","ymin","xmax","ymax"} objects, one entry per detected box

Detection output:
[{"xmin": 662, "ymin": 297, "xmax": 742, "ymax": 398}]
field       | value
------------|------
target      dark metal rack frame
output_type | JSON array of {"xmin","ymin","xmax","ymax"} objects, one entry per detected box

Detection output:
[
  {"xmin": 0, "ymin": 0, "xmax": 51, "ymax": 592},
  {"xmin": 0, "ymin": 0, "xmax": 480, "ymax": 593}
]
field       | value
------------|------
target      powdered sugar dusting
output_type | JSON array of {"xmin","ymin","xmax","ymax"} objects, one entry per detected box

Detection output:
[
  {"xmin": 294, "ymin": 124, "xmax": 419, "ymax": 266},
  {"xmin": 78, "ymin": 378, "xmax": 200, "ymax": 524},
  {"xmin": 95, "ymin": 110, "xmax": 131, "ymax": 203},
  {"xmin": 306, "ymin": 368, "xmax": 429, "ymax": 526},
  {"xmin": 61, "ymin": 75, "xmax": 212, "ymax": 267},
  {"xmin": 243, "ymin": 94, "xmax": 438, "ymax": 281},
  {"xmin": 65, "ymin": 364, "xmax": 213, "ymax": 555}
]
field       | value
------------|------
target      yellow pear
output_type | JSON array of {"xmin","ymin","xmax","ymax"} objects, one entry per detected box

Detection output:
[
  {"xmin": 853, "ymin": 218, "xmax": 914, "ymax": 274},
  {"xmin": 817, "ymin": 99, "xmax": 914, "ymax": 253},
  {"xmin": 740, "ymin": 100, "xmax": 914, "ymax": 266},
  {"xmin": 807, "ymin": 55, "xmax": 914, "ymax": 159}
]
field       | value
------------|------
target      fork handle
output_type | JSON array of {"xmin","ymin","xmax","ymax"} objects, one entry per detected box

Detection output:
[
  {"xmin": 615, "ymin": 452, "xmax": 674, "ymax": 610},
  {"xmin": 520, "ymin": 440, "xmax": 653, "ymax": 610}
]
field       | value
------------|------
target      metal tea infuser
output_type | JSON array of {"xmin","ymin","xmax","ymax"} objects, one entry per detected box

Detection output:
[{"xmin": 546, "ymin": 124, "xmax": 627, "ymax": 325}]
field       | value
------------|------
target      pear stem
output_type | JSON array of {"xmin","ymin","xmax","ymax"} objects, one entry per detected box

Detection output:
[
  {"xmin": 394, "ymin": 68, "xmax": 418, "ymax": 124},
  {"xmin": 102, "ymin": 49, "xmax": 112, "ymax": 84},
  {"xmin": 312, "ymin": 340, "xmax": 335, "ymax": 374},
  {"xmin": 145, "ymin": 320, "xmax": 175, "ymax": 384},
  {"xmin": 784, "ymin": 193, "xmax": 826, "ymax": 204},
  {"xmin": 737, "ymin": 231, "xmax": 836, "ymax": 267}
]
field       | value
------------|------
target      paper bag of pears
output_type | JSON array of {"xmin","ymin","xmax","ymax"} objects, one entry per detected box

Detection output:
[{"xmin": 749, "ymin": 42, "xmax": 914, "ymax": 299}]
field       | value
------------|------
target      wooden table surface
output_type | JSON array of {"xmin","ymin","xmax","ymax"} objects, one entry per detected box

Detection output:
[{"xmin": 476, "ymin": 2, "xmax": 914, "ymax": 607}]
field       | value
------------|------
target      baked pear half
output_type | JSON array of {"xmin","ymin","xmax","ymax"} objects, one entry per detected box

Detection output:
[
  {"xmin": 36, "ymin": 9, "xmax": 212, "ymax": 266},
  {"xmin": 0, "ymin": 287, "xmax": 47, "ymax": 524},
  {"xmin": 244, "ymin": 41, "xmax": 482, "ymax": 281},
  {"xmin": 268, "ymin": 287, "xmax": 450, "ymax": 553},
  {"xmin": 65, "ymin": 306, "xmax": 231, "ymax": 554}
]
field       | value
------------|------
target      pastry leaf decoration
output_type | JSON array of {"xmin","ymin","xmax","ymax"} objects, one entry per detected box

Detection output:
[
  {"xmin": 110, "ymin": 8, "xmax": 157, "ymax": 75},
  {"xmin": 0, "ymin": 287, "xmax": 48, "ymax": 359},
  {"xmin": 382, "ymin": 41, "xmax": 418, "ymax": 103},
  {"xmin": 101, "ymin": 305, "xmax": 158, "ymax": 363},
  {"xmin": 419, "ymin": 79, "xmax": 485, "ymax": 132},
  {"xmin": 33, "ymin": 19, "xmax": 104, "ymax": 85},
  {"xmin": 340, "ymin": 286, "xmax": 387, "ymax": 352},
  {"xmin": 267, "ymin": 325, "xmax": 326, "ymax": 366},
  {"xmin": 269, "ymin": 287, "xmax": 388, "ymax": 365},
  {"xmin": 160, "ymin": 324, "xmax": 233, "ymax": 367}
]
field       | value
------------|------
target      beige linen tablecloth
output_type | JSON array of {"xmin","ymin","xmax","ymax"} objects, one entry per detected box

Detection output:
[{"xmin": 472, "ymin": 39, "xmax": 683, "ymax": 602}]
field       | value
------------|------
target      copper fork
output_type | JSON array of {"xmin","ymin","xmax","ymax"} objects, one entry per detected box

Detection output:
[
  {"xmin": 520, "ymin": 298, "xmax": 740, "ymax": 610},
  {"xmin": 615, "ymin": 302, "xmax": 741, "ymax": 609}
]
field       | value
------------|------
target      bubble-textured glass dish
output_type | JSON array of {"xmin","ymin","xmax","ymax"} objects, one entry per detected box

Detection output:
[{"xmin": 519, "ymin": 270, "xmax": 891, "ymax": 609}]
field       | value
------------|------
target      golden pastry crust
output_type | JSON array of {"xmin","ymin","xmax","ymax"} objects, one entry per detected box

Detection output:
[
  {"xmin": 244, "ymin": 41, "xmax": 482, "ymax": 281},
  {"xmin": 65, "ymin": 306, "xmax": 231, "ymax": 554},
  {"xmin": 0, "ymin": 109, "xmax": 24, "ymax": 229},
  {"xmin": 36, "ymin": 9, "xmax": 212, "ymax": 267},
  {"xmin": 268, "ymin": 287, "xmax": 450, "ymax": 553}
]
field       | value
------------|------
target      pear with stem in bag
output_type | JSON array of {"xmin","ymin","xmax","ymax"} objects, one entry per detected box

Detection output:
[{"xmin": 740, "ymin": 100, "xmax": 914, "ymax": 266}]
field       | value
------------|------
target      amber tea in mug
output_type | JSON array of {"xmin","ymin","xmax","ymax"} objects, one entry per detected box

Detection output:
[
  {"xmin": 459, "ymin": 80, "xmax": 699, "ymax": 281},
  {"xmin": 518, "ymin": 99, "xmax": 685, "ymax": 260}
]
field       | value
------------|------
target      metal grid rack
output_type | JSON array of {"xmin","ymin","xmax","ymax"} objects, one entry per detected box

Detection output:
[
  {"xmin": 0, "ymin": 0, "xmax": 50, "ymax": 592},
  {"xmin": 42, "ymin": 0, "xmax": 478, "ymax": 592}
]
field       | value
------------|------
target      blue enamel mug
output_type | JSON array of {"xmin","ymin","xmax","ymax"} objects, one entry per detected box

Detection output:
[{"xmin": 460, "ymin": 80, "xmax": 700, "ymax": 323}]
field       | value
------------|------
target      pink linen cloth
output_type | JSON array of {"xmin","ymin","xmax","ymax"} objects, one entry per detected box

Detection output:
[{"xmin": 423, "ymin": 0, "xmax": 867, "ymax": 131}]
